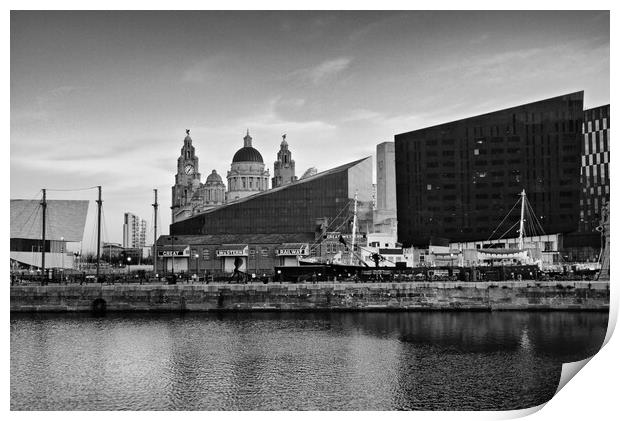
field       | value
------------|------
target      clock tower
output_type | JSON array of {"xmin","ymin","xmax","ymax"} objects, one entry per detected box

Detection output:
[{"xmin": 171, "ymin": 129, "xmax": 201, "ymax": 222}]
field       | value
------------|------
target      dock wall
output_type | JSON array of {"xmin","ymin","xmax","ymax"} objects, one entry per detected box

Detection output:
[{"xmin": 10, "ymin": 281, "xmax": 610, "ymax": 312}]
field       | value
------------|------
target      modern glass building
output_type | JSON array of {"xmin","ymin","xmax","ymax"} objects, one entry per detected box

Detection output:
[
  {"xmin": 395, "ymin": 92, "xmax": 584, "ymax": 247},
  {"xmin": 562, "ymin": 103, "xmax": 610, "ymax": 261},
  {"xmin": 158, "ymin": 157, "xmax": 373, "ymax": 274},
  {"xmin": 579, "ymin": 104, "xmax": 610, "ymax": 233}
]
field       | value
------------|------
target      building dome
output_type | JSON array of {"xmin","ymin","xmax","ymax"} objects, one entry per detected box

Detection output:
[
  {"xmin": 206, "ymin": 169, "xmax": 223, "ymax": 183},
  {"xmin": 232, "ymin": 146, "xmax": 264, "ymax": 163}
]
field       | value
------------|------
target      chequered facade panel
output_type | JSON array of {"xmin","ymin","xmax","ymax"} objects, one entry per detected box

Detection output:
[{"xmin": 580, "ymin": 104, "xmax": 610, "ymax": 233}]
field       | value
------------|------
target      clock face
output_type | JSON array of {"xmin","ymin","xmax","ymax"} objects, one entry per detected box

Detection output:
[{"xmin": 184, "ymin": 164, "xmax": 194, "ymax": 175}]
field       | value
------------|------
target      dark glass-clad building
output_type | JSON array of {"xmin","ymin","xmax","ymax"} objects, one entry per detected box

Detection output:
[
  {"xmin": 171, "ymin": 157, "xmax": 372, "ymax": 236},
  {"xmin": 159, "ymin": 157, "xmax": 373, "ymax": 274},
  {"xmin": 395, "ymin": 92, "xmax": 584, "ymax": 247},
  {"xmin": 562, "ymin": 103, "xmax": 610, "ymax": 261},
  {"xmin": 579, "ymin": 104, "xmax": 610, "ymax": 233}
]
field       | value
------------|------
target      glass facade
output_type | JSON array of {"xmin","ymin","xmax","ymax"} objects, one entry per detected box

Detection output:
[
  {"xmin": 171, "ymin": 157, "xmax": 373, "ymax": 238},
  {"xmin": 579, "ymin": 104, "xmax": 610, "ymax": 233},
  {"xmin": 395, "ymin": 92, "xmax": 584, "ymax": 247},
  {"xmin": 161, "ymin": 158, "xmax": 373, "ymax": 274},
  {"xmin": 561, "ymin": 104, "xmax": 610, "ymax": 262}
]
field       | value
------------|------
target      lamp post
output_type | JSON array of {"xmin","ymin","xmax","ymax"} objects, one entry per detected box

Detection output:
[
  {"xmin": 166, "ymin": 236, "xmax": 178, "ymax": 277},
  {"xmin": 127, "ymin": 256, "xmax": 131, "ymax": 276}
]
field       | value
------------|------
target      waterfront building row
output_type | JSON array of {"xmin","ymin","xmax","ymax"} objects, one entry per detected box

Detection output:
[
  {"xmin": 157, "ymin": 157, "xmax": 374, "ymax": 274},
  {"xmin": 159, "ymin": 91, "xmax": 608, "ymax": 273}
]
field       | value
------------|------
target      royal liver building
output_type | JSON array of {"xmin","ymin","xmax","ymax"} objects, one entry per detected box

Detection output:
[
  {"xmin": 171, "ymin": 130, "xmax": 226, "ymax": 223},
  {"xmin": 171, "ymin": 129, "xmax": 298, "ymax": 223}
]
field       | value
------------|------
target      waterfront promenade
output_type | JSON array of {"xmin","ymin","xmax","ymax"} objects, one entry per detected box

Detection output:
[{"xmin": 10, "ymin": 280, "xmax": 610, "ymax": 313}]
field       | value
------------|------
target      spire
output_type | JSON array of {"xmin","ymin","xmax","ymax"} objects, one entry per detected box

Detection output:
[
  {"xmin": 244, "ymin": 129, "xmax": 253, "ymax": 147},
  {"xmin": 184, "ymin": 128, "xmax": 192, "ymax": 143},
  {"xmin": 281, "ymin": 133, "xmax": 288, "ymax": 147}
]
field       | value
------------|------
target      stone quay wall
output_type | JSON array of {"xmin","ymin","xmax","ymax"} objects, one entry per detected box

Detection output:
[{"xmin": 10, "ymin": 281, "xmax": 610, "ymax": 313}]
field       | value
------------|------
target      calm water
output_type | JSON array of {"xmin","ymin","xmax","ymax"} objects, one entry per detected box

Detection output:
[{"xmin": 11, "ymin": 311, "xmax": 607, "ymax": 411}]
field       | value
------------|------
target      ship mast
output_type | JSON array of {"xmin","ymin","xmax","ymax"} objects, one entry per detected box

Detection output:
[
  {"xmin": 40, "ymin": 189, "xmax": 47, "ymax": 275},
  {"xmin": 152, "ymin": 189, "xmax": 159, "ymax": 276},
  {"xmin": 518, "ymin": 189, "xmax": 526, "ymax": 251},
  {"xmin": 350, "ymin": 191, "xmax": 358, "ymax": 265},
  {"xmin": 96, "ymin": 186, "xmax": 102, "ymax": 280}
]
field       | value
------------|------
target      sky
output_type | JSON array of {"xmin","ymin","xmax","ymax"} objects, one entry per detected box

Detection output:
[{"xmin": 10, "ymin": 10, "xmax": 610, "ymax": 249}]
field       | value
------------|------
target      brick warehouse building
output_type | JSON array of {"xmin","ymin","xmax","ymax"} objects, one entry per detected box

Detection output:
[
  {"xmin": 395, "ymin": 92, "xmax": 584, "ymax": 247},
  {"xmin": 157, "ymin": 157, "xmax": 373, "ymax": 275}
]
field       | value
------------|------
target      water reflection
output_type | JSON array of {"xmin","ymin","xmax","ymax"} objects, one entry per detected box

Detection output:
[{"xmin": 11, "ymin": 312, "xmax": 607, "ymax": 410}]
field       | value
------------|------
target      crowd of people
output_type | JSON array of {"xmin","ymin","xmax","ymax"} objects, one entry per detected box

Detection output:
[{"xmin": 10, "ymin": 267, "xmax": 600, "ymax": 286}]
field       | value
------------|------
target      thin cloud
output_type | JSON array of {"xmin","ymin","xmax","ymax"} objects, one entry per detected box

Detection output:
[
  {"xmin": 347, "ymin": 13, "xmax": 408, "ymax": 42},
  {"xmin": 290, "ymin": 57, "xmax": 353, "ymax": 84},
  {"xmin": 11, "ymin": 109, "xmax": 50, "ymax": 124},
  {"xmin": 182, "ymin": 59, "xmax": 214, "ymax": 84},
  {"xmin": 341, "ymin": 108, "xmax": 383, "ymax": 122},
  {"xmin": 36, "ymin": 85, "xmax": 84, "ymax": 106},
  {"xmin": 243, "ymin": 108, "xmax": 336, "ymax": 133},
  {"xmin": 181, "ymin": 55, "xmax": 231, "ymax": 84},
  {"xmin": 469, "ymin": 33, "xmax": 490, "ymax": 45},
  {"xmin": 12, "ymin": 85, "xmax": 85, "ymax": 125}
]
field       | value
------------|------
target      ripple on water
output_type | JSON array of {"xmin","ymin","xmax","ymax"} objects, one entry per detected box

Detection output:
[{"xmin": 10, "ymin": 312, "xmax": 607, "ymax": 410}]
